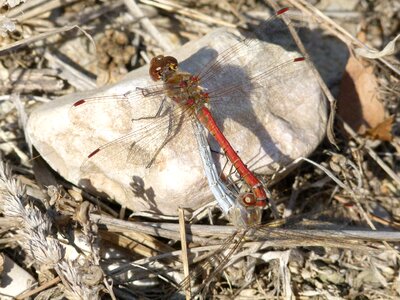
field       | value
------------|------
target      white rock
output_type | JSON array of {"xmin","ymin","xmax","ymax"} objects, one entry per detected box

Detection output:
[
  {"xmin": 27, "ymin": 28, "xmax": 327, "ymax": 215},
  {"xmin": 0, "ymin": 254, "xmax": 36, "ymax": 298}
]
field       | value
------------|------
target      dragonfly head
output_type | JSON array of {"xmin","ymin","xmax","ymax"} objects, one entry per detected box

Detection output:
[{"xmin": 149, "ymin": 55, "xmax": 178, "ymax": 82}]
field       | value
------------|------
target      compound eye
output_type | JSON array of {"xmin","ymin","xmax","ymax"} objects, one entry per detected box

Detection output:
[
  {"xmin": 149, "ymin": 55, "xmax": 165, "ymax": 81},
  {"xmin": 153, "ymin": 67, "xmax": 162, "ymax": 79},
  {"xmin": 163, "ymin": 56, "xmax": 178, "ymax": 70}
]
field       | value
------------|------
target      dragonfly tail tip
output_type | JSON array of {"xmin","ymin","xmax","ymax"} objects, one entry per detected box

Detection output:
[
  {"xmin": 277, "ymin": 7, "xmax": 289, "ymax": 15},
  {"xmin": 294, "ymin": 57, "xmax": 306, "ymax": 62}
]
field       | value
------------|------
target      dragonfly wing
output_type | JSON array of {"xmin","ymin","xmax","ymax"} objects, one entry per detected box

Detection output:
[
  {"xmin": 125, "ymin": 101, "xmax": 188, "ymax": 168},
  {"xmin": 68, "ymin": 80, "xmax": 191, "ymax": 173},
  {"xmin": 197, "ymin": 9, "xmax": 298, "ymax": 95},
  {"xmin": 79, "ymin": 99, "xmax": 188, "ymax": 173},
  {"xmin": 204, "ymin": 55, "xmax": 306, "ymax": 136},
  {"xmin": 69, "ymin": 83, "xmax": 168, "ymax": 129}
]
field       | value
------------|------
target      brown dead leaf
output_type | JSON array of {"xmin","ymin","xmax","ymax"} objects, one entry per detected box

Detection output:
[
  {"xmin": 337, "ymin": 54, "xmax": 384, "ymax": 134},
  {"xmin": 365, "ymin": 116, "xmax": 394, "ymax": 142}
]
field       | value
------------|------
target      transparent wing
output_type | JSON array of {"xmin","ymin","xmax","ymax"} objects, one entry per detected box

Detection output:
[
  {"xmin": 69, "ymin": 82, "xmax": 178, "ymax": 127},
  {"xmin": 201, "ymin": 55, "xmax": 307, "ymax": 156},
  {"xmin": 80, "ymin": 104, "xmax": 192, "ymax": 173},
  {"xmin": 195, "ymin": 8, "xmax": 294, "ymax": 88},
  {"xmin": 69, "ymin": 83, "xmax": 192, "ymax": 173},
  {"xmin": 189, "ymin": 7, "xmax": 306, "ymax": 128},
  {"xmin": 206, "ymin": 57, "xmax": 305, "ymax": 101}
]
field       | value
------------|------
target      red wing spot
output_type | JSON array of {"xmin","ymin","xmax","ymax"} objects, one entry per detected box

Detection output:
[
  {"xmin": 88, "ymin": 148, "xmax": 100, "ymax": 158},
  {"xmin": 73, "ymin": 99, "xmax": 86, "ymax": 107},
  {"xmin": 277, "ymin": 7, "xmax": 289, "ymax": 15},
  {"xmin": 294, "ymin": 57, "xmax": 305, "ymax": 62}
]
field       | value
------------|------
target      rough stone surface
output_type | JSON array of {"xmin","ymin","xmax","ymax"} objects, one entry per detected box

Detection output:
[{"xmin": 27, "ymin": 27, "xmax": 327, "ymax": 215}]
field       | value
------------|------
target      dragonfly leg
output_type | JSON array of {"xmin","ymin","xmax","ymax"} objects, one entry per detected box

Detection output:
[{"xmin": 131, "ymin": 97, "xmax": 169, "ymax": 121}]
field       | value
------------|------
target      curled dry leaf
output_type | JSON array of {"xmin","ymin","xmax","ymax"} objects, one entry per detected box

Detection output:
[
  {"xmin": 365, "ymin": 116, "xmax": 394, "ymax": 142},
  {"xmin": 355, "ymin": 34, "xmax": 400, "ymax": 59},
  {"xmin": 338, "ymin": 54, "xmax": 384, "ymax": 134}
]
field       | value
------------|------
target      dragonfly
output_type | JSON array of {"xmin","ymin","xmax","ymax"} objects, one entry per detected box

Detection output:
[{"xmin": 70, "ymin": 7, "xmax": 305, "ymax": 220}]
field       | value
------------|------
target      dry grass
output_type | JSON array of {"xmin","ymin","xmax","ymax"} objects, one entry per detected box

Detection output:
[{"xmin": 0, "ymin": 0, "xmax": 399, "ymax": 299}]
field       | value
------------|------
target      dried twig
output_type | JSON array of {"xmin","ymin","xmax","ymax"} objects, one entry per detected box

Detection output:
[
  {"xmin": 140, "ymin": 0, "xmax": 236, "ymax": 28},
  {"xmin": 0, "ymin": 25, "xmax": 77, "ymax": 56},
  {"xmin": 124, "ymin": 0, "xmax": 173, "ymax": 51},
  {"xmin": 284, "ymin": 0, "xmax": 400, "ymax": 75},
  {"xmin": 178, "ymin": 208, "xmax": 191, "ymax": 299}
]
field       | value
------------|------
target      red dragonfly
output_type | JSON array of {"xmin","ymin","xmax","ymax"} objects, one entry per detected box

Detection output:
[{"xmin": 70, "ymin": 7, "xmax": 305, "ymax": 212}]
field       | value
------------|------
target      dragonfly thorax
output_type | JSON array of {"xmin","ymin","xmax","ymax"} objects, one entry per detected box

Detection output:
[
  {"xmin": 150, "ymin": 55, "xmax": 209, "ymax": 111},
  {"xmin": 166, "ymin": 72, "xmax": 209, "ymax": 111}
]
